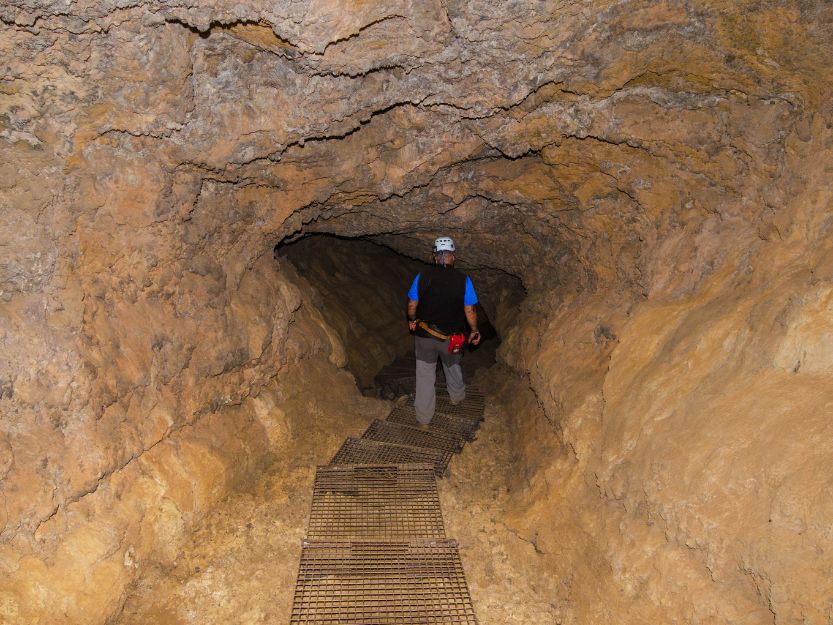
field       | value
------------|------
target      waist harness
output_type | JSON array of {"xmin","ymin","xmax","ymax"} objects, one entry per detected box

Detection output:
[{"xmin": 417, "ymin": 321, "xmax": 466, "ymax": 354}]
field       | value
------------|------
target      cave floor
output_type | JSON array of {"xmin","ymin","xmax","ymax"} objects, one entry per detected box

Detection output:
[{"xmin": 114, "ymin": 353, "xmax": 560, "ymax": 625}]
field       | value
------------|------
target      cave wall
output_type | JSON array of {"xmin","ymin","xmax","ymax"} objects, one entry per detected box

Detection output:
[
  {"xmin": 2, "ymin": 1, "xmax": 833, "ymax": 624},
  {"xmin": 282, "ymin": 236, "xmax": 421, "ymax": 389},
  {"xmin": 495, "ymin": 120, "xmax": 833, "ymax": 623},
  {"xmin": 0, "ymin": 241, "xmax": 361, "ymax": 623}
]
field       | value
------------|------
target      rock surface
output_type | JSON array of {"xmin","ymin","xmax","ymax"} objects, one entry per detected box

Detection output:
[
  {"xmin": 113, "ymin": 355, "xmax": 391, "ymax": 625},
  {"xmin": 282, "ymin": 236, "xmax": 422, "ymax": 389},
  {"xmin": 2, "ymin": 0, "xmax": 833, "ymax": 623}
]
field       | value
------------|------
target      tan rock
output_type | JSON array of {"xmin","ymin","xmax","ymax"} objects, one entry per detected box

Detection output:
[{"xmin": 2, "ymin": 0, "xmax": 833, "ymax": 623}]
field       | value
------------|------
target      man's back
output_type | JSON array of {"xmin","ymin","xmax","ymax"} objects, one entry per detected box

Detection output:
[{"xmin": 416, "ymin": 266, "xmax": 468, "ymax": 335}]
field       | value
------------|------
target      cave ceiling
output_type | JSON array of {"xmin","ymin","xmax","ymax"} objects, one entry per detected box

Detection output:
[{"xmin": 3, "ymin": 0, "xmax": 832, "ymax": 295}]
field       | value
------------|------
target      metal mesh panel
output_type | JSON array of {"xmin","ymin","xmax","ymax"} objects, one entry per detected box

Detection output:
[
  {"xmin": 330, "ymin": 438, "xmax": 448, "ymax": 476},
  {"xmin": 290, "ymin": 352, "xmax": 486, "ymax": 624},
  {"xmin": 386, "ymin": 406, "xmax": 480, "ymax": 441},
  {"xmin": 433, "ymin": 395, "xmax": 485, "ymax": 420},
  {"xmin": 374, "ymin": 362, "xmax": 485, "ymax": 408},
  {"xmin": 437, "ymin": 388, "xmax": 485, "ymax": 409},
  {"xmin": 290, "ymin": 540, "xmax": 479, "ymax": 625},
  {"xmin": 362, "ymin": 419, "xmax": 465, "ymax": 454},
  {"xmin": 308, "ymin": 465, "xmax": 445, "ymax": 540}
]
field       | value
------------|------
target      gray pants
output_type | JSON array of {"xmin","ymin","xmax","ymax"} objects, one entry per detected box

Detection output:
[{"xmin": 414, "ymin": 335, "xmax": 466, "ymax": 424}]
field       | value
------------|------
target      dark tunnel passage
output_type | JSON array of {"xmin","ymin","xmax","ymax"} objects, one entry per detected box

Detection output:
[{"xmin": 276, "ymin": 235, "xmax": 504, "ymax": 395}]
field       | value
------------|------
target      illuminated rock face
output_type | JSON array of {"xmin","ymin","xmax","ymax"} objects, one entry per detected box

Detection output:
[{"xmin": 2, "ymin": 1, "xmax": 833, "ymax": 623}]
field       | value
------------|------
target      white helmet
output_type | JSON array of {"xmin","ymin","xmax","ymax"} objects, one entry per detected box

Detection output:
[{"xmin": 433, "ymin": 236, "xmax": 456, "ymax": 252}]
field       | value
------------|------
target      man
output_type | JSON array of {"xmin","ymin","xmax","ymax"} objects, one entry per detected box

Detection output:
[{"xmin": 406, "ymin": 236, "xmax": 481, "ymax": 426}]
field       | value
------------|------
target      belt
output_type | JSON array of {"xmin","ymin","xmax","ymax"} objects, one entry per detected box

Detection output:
[{"xmin": 417, "ymin": 321, "xmax": 451, "ymax": 341}]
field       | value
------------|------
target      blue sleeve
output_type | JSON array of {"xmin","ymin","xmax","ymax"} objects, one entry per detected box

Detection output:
[
  {"xmin": 407, "ymin": 274, "xmax": 420, "ymax": 301},
  {"xmin": 464, "ymin": 276, "xmax": 478, "ymax": 306}
]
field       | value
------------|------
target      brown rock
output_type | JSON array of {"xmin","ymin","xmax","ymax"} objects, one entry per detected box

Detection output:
[{"xmin": 2, "ymin": 1, "xmax": 833, "ymax": 623}]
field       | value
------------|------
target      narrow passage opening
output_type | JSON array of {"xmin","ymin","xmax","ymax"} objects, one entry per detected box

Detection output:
[{"xmin": 278, "ymin": 234, "xmax": 504, "ymax": 396}]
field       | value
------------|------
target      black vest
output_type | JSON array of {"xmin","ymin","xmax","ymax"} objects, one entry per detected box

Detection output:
[{"xmin": 416, "ymin": 266, "xmax": 468, "ymax": 336}]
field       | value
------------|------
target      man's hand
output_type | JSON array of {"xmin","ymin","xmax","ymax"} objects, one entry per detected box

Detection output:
[
  {"xmin": 408, "ymin": 319, "xmax": 418, "ymax": 332},
  {"xmin": 469, "ymin": 329, "xmax": 481, "ymax": 345}
]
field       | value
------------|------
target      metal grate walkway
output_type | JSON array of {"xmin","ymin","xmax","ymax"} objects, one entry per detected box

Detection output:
[
  {"xmin": 387, "ymin": 405, "xmax": 481, "ymax": 441},
  {"xmin": 291, "ymin": 540, "xmax": 479, "ymax": 625},
  {"xmin": 331, "ymin": 437, "xmax": 449, "ymax": 477},
  {"xmin": 308, "ymin": 464, "xmax": 445, "ymax": 540},
  {"xmin": 363, "ymin": 419, "xmax": 465, "ymax": 454},
  {"xmin": 290, "ymin": 352, "xmax": 486, "ymax": 624}
]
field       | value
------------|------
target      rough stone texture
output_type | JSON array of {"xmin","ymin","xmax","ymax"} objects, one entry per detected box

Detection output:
[
  {"xmin": 0, "ymin": 248, "xmax": 355, "ymax": 623},
  {"xmin": 113, "ymin": 355, "xmax": 391, "ymax": 625},
  {"xmin": 2, "ymin": 0, "xmax": 833, "ymax": 623},
  {"xmin": 282, "ymin": 236, "xmax": 422, "ymax": 389},
  {"xmin": 112, "ymin": 354, "xmax": 563, "ymax": 625}
]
